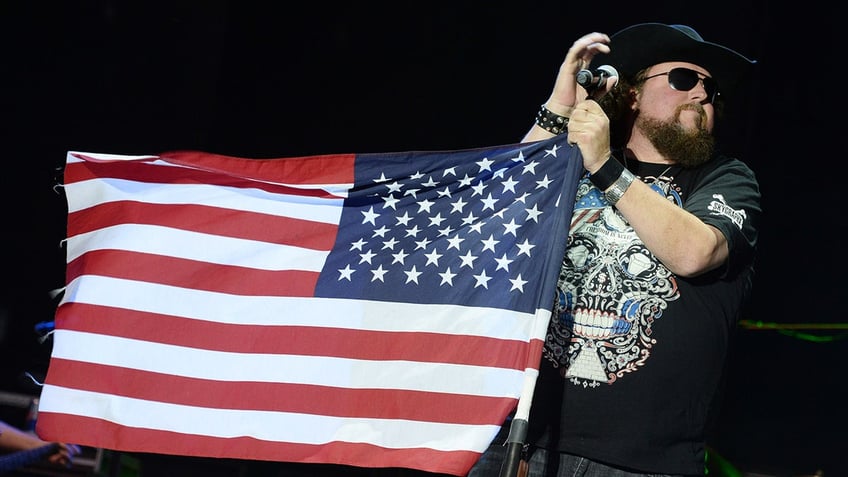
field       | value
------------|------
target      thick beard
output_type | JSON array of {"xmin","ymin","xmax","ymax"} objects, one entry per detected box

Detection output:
[{"xmin": 635, "ymin": 104, "xmax": 715, "ymax": 168}]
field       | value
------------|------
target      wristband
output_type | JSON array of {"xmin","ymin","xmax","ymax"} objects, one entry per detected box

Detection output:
[
  {"xmin": 588, "ymin": 157, "xmax": 625, "ymax": 191},
  {"xmin": 604, "ymin": 169, "xmax": 636, "ymax": 206},
  {"xmin": 535, "ymin": 104, "xmax": 569, "ymax": 135}
]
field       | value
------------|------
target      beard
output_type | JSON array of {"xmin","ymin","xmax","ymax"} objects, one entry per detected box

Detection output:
[{"xmin": 635, "ymin": 104, "xmax": 715, "ymax": 168}]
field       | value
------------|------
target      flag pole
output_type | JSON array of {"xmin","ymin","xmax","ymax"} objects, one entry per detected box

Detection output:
[{"xmin": 498, "ymin": 366, "xmax": 539, "ymax": 477}]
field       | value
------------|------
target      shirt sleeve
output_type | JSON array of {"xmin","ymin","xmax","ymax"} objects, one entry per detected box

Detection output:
[{"xmin": 683, "ymin": 156, "xmax": 761, "ymax": 277}]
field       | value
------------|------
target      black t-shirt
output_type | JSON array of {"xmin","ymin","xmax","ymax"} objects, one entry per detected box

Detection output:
[{"xmin": 526, "ymin": 155, "xmax": 761, "ymax": 476}]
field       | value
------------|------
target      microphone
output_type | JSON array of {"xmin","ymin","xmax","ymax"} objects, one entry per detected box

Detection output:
[{"xmin": 576, "ymin": 64, "xmax": 619, "ymax": 91}]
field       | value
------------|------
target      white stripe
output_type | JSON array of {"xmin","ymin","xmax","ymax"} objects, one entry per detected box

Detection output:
[
  {"xmin": 64, "ymin": 224, "xmax": 330, "ymax": 270},
  {"xmin": 39, "ymin": 385, "xmax": 500, "ymax": 452},
  {"xmin": 61, "ymin": 275, "xmax": 540, "ymax": 340},
  {"xmin": 65, "ymin": 177, "xmax": 345, "ymax": 223},
  {"xmin": 49, "ymin": 330, "xmax": 523, "ymax": 397}
]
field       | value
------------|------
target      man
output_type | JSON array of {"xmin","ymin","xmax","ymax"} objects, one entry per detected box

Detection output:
[{"xmin": 468, "ymin": 23, "xmax": 760, "ymax": 476}]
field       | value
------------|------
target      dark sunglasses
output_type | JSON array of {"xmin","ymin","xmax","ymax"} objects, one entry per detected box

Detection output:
[{"xmin": 643, "ymin": 67, "xmax": 719, "ymax": 103}]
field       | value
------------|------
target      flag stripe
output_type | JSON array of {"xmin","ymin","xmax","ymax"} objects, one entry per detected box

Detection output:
[
  {"xmin": 60, "ymin": 276, "xmax": 538, "ymax": 339},
  {"xmin": 56, "ymin": 302, "xmax": 533, "ymax": 369},
  {"xmin": 37, "ymin": 412, "xmax": 480, "ymax": 476},
  {"xmin": 43, "ymin": 360, "xmax": 516, "ymax": 424},
  {"xmin": 66, "ymin": 250, "xmax": 321, "ymax": 296},
  {"xmin": 68, "ymin": 201, "xmax": 340, "ymax": 250}
]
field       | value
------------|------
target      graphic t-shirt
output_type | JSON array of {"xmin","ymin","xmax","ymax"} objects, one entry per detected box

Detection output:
[{"xmin": 527, "ymin": 155, "xmax": 760, "ymax": 476}]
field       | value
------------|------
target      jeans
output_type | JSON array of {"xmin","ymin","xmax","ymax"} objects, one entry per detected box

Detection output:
[{"xmin": 465, "ymin": 443, "xmax": 687, "ymax": 477}]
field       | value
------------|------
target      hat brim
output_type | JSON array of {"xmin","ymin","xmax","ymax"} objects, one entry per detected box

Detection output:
[{"xmin": 591, "ymin": 23, "xmax": 756, "ymax": 100}]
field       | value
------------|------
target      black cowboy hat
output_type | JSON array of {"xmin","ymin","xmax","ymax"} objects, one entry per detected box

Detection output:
[{"xmin": 591, "ymin": 23, "xmax": 757, "ymax": 99}]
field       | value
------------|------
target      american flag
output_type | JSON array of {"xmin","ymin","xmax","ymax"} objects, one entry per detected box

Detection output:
[{"xmin": 37, "ymin": 137, "xmax": 581, "ymax": 476}]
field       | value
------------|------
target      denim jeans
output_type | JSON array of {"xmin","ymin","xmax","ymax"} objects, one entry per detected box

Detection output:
[{"xmin": 466, "ymin": 443, "xmax": 687, "ymax": 477}]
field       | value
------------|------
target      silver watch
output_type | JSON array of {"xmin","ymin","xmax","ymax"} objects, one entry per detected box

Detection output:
[{"xmin": 604, "ymin": 169, "xmax": 636, "ymax": 206}]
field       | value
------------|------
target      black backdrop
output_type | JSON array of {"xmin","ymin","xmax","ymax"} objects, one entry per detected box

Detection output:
[{"xmin": 1, "ymin": 2, "xmax": 843, "ymax": 476}]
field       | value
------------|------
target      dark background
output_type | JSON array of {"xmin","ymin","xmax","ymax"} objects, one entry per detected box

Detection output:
[{"xmin": 1, "ymin": 2, "xmax": 842, "ymax": 476}]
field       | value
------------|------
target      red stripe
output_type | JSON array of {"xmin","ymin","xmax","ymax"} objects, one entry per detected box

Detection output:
[
  {"xmin": 55, "ymin": 302, "xmax": 532, "ymax": 369},
  {"xmin": 67, "ymin": 201, "xmax": 339, "ymax": 250},
  {"xmin": 67, "ymin": 152, "xmax": 356, "ymax": 192},
  {"xmin": 65, "ymin": 250, "xmax": 319, "ymax": 296},
  {"xmin": 36, "ymin": 413, "xmax": 479, "ymax": 476},
  {"xmin": 43, "ymin": 359, "xmax": 515, "ymax": 424}
]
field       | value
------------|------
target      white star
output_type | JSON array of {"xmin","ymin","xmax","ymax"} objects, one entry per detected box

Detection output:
[
  {"xmin": 361, "ymin": 206, "xmax": 379, "ymax": 225},
  {"xmin": 382, "ymin": 237, "xmax": 399, "ymax": 250},
  {"xmin": 439, "ymin": 268, "xmax": 457, "ymax": 286},
  {"xmin": 392, "ymin": 250, "xmax": 409, "ymax": 265},
  {"xmin": 494, "ymin": 253, "xmax": 513, "ymax": 272},
  {"xmin": 359, "ymin": 249, "xmax": 377, "ymax": 264},
  {"xmin": 502, "ymin": 218, "xmax": 520, "ymax": 236},
  {"xmin": 473, "ymin": 269, "xmax": 492, "ymax": 289},
  {"xmin": 382, "ymin": 194, "xmax": 400, "ymax": 210},
  {"xmin": 458, "ymin": 174, "xmax": 475, "ymax": 187},
  {"xmin": 459, "ymin": 250, "xmax": 478, "ymax": 269},
  {"xmin": 338, "ymin": 264, "xmax": 355, "ymax": 281},
  {"xmin": 415, "ymin": 237, "xmax": 432, "ymax": 250},
  {"xmin": 404, "ymin": 188, "xmax": 421, "ymax": 199},
  {"xmin": 374, "ymin": 173, "xmax": 390, "ymax": 183},
  {"xmin": 544, "ymin": 143, "xmax": 559, "ymax": 157},
  {"xmin": 385, "ymin": 181, "xmax": 402, "ymax": 193},
  {"xmin": 451, "ymin": 197, "xmax": 468, "ymax": 214},
  {"xmin": 424, "ymin": 249, "xmax": 443, "ymax": 266},
  {"xmin": 509, "ymin": 274, "xmax": 528, "ymax": 292},
  {"xmin": 437, "ymin": 186, "xmax": 452, "ymax": 198},
  {"xmin": 350, "ymin": 238, "xmax": 367, "ymax": 251},
  {"xmin": 396, "ymin": 212, "xmax": 413, "ymax": 226},
  {"xmin": 404, "ymin": 265, "xmax": 422, "ymax": 284},
  {"xmin": 501, "ymin": 176, "xmax": 519, "ymax": 194},
  {"xmin": 371, "ymin": 265, "xmax": 388, "ymax": 282},
  {"xmin": 417, "ymin": 198, "xmax": 435, "ymax": 213},
  {"xmin": 480, "ymin": 193, "xmax": 498, "ymax": 211},
  {"xmin": 471, "ymin": 181, "xmax": 487, "ymax": 196},
  {"xmin": 428, "ymin": 213, "xmax": 446, "ymax": 227},
  {"xmin": 522, "ymin": 160, "xmax": 539, "ymax": 175},
  {"xmin": 405, "ymin": 225, "xmax": 421, "ymax": 237},
  {"xmin": 480, "ymin": 234, "xmax": 499, "ymax": 253},
  {"xmin": 526, "ymin": 204, "xmax": 543, "ymax": 222},
  {"xmin": 516, "ymin": 239, "xmax": 535, "ymax": 257},
  {"xmin": 422, "ymin": 176, "xmax": 438, "ymax": 187},
  {"xmin": 372, "ymin": 225, "xmax": 390, "ymax": 237},
  {"xmin": 511, "ymin": 151, "xmax": 525, "ymax": 163},
  {"xmin": 443, "ymin": 167, "xmax": 457, "ymax": 177},
  {"xmin": 446, "ymin": 236, "xmax": 464, "ymax": 251},
  {"xmin": 476, "ymin": 157, "xmax": 494, "ymax": 171},
  {"xmin": 535, "ymin": 175, "xmax": 553, "ymax": 190}
]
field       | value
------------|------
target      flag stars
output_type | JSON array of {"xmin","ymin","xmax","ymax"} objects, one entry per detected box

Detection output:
[
  {"xmin": 544, "ymin": 143, "xmax": 559, "ymax": 157},
  {"xmin": 424, "ymin": 249, "xmax": 443, "ymax": 266},
  {"xmin": 494, "ymin": 253, "xmax": 513, "ymax": 272},
  {"xmin": 476, "ymin": 157, "xmax": 494, "ymax": 171},
  {"xmin": 405, "ymin": 225, "xmax": 422, "ymax": 237},
  {"xmin": 392, "ymin": 250, "xmax": 409, "ymax": 265},
  {"xmin": 385, "ymin": 181, "xmax": 402, "ymax": 193},
  {"xmin": 458, "ymin": 174, "xmax": 475, "ymax": 187},
  {"xmin": 370, "ymin": 265, "xmax": 388, "ymax": 282},
  {"xmin": 374, "ymin": 173, "xmax": 390, "ymax": 183},
  {"xmin": 372, "ymin": 225, "xmax": 390, "ymax": 238},
  {"xmin": 535, "ymin": 175, "xmax": 553, "ymax": 190},
  {"xmin": 459, "ymin": 250, "xmax": 478, "ymax": 269},
  {"xmin": 350, "ymin": 238, "xmax": 367, "ymax": 251},
  {"xmin": 446, "ymin": 236, "xmax": 464, "ymax": 251},
  {"xmin": 415, "ymin": 237, "xmax": 432, "ymax": 250},
  {"xmin": 359, "ymin": 250, "xmax": 377, "ymax": 264},
  {"xmin": 421, "ymin": 176, "xmax": 439, "ymax": 187},
  {"xmin": 522, "ymin": 161, "xmax": 539, "ymax": 175},
  {"xmin": 480, "ymin": 193, "xmax": 498, "ymax": 211},
  {"xmin": 437, "ymin": 187, "xmax": 452, "ymax": 198},
  {"xmin": 501, "ymin": 176, "xmax": 519, "ymax": 194},
  {"xmin": 382, "ymin": 194, "xmax": 400, "ymax": 210},
  {"xmin": 337, "ymin": 264, "xmax": 355, "ymax": 281},
  {"xmin": 480, "ymin": 235, "xmax": 499, "ymax": 253},
  {"xmin": 502, "ymin": 219, "xmax": 520, "ymax": 236},
  {"xmin": 526, "ymin": 204, "xmax": 543, "ymax": 222},
  {"xmin": 382, "ymin": 237, "xmax": 399, "ymax": 250},
  {"xmin": 450, "ymin": 197, "xmax": 468, "ymax": 214},
  {"xmin": 516, "ymin": 239, "xmax": 535, "ymax": 257},
  {"xmin": 361, "ymin": 206, "xmax": 379, "ymax": 225},
  {"xmin": 473, "ymin": 269, "xmax": 492, "ymax": 289},
  {"xmin": 511, "ymin": 151, "xmax": 526, "ymax": 163},
  {"xmin": 509, "ymin": 274, "xmax": 528, "ymax": 292},
  {"xmin": 442, "ymin": 167, "xmax": 457, "ymax": 177},
  {"xmin": 470, "ymin": 182, "xmax": 486, "ymax": 196},
  {"xmin": 404, "ymin": 265, "xmax": 422, "ymax": 284},
  {"xmin": 417, "ymin": 198, "xmax": 435, "ymax": 213},
  {"xmin": 439, "ymin": 268, "xmax": 457, "ymax": 286},
  {"xmin": 396, "ymin": 212, "xmax": 413, "ymax": 226},
  {"xmin": 428, "ymin": 213, "xmax": 446, "ymax": 227}
]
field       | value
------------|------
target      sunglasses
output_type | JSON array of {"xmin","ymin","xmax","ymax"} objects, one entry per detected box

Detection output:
[{"xmin": 643, "ymin": 67, "xmax": 719, "ymax": 104}]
